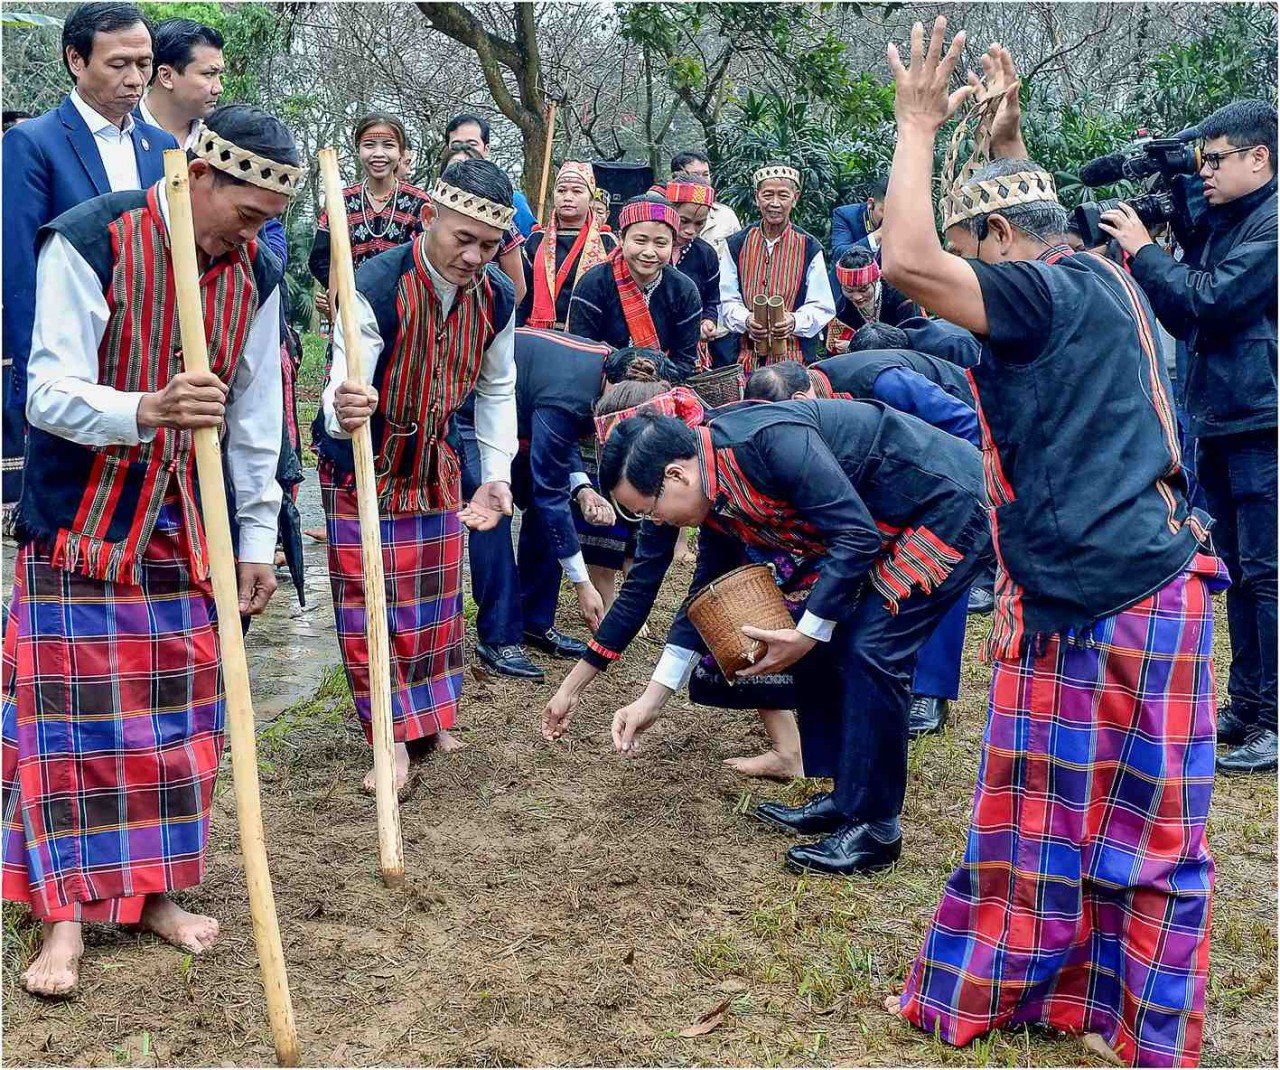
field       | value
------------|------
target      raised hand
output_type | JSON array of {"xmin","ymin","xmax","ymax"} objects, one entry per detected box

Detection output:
[{"xmin": 887, "ymin": 16, "xmax": 972, "ymax": 134}]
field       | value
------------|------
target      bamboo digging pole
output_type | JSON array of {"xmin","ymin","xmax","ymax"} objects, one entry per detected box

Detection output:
[
  {"xmin": 536, "ymin": 103, "xmax": 558, "ymax": 224},
  {"xmin": 162, "ymin": 151, "xmax": 299, "ymax": 1068},
  {"xmin": 317, "ymin": 147, "xmax": 406, "ymax": 889}
]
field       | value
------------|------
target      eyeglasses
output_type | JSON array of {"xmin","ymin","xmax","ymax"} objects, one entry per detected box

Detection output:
[
  {"xmin": 1202, "ymin": 146, "xmax": 1257, "ymax": 171},
  {"xmin": 614, "ymin": 474, "xmax": 667, "ymax": 523}
]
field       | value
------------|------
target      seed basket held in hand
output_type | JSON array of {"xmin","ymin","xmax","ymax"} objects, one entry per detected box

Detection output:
[{"xmin": 686, "ymin": 564, "xmax": 794, "ymax": 681}]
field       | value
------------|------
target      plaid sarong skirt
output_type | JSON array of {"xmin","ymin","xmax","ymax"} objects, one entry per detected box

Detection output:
[
  {"xmin": 900, "ymin": 554, "xmax": 1228, "ymax": 1067},
  {"xmin": 2, "ymin": 504, "xmax": 224, "ymax": 923},
  {"xmin": 320, "ymin": 464, "xmax": 464, "ymax": 743}
]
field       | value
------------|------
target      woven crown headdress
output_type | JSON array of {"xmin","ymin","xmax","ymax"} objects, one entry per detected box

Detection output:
[
  {"xmin": 430, "ymin": 179, "xmax": 516, "ymax": 230},
  {"xmin": 753, "ymin": 165, "xmax": 801, "ymax": 189},
  {"xmin": 192, "ymin": 123, "xmax": 303, "ymax": 196},
  {"xmin": 938, "ymin": 74, "xmax": 1059, "ymax": 231},
  {"xmin": 942, "ymin": 168, "xmax": 1059, "ymax": 232}
]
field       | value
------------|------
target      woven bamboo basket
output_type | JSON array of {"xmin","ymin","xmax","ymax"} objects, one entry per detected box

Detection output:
[
  {"xmin": 686, "ymin": 364, "xmax": 745, "ymax": 407},
  {"xmin": 686, "ymin": 564, "xmax": 794, "ymax": 680}
]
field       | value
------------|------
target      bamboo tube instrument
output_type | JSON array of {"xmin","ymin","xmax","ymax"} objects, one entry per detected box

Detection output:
[
  {"xmin": 317, "ymin": 147, "xmax": 406, "ymax": 889},
  {"xmin": 752, "ymin": 293, "xmax": 771, "ymax": 360},
  {"xmin": 767, "ymin": 295, "xmax": 787, "ymax": 358},
  {"xmin": 163, "ymin": 150, "xmax": 300, "ymax": 1068}
]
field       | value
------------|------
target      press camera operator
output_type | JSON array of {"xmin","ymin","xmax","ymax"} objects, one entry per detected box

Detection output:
[{"xmin": 1100, "ymin": 100, "xmax": 1278, "ymax": 775}]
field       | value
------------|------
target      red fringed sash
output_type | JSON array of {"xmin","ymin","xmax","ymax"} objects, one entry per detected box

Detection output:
[
  {"xmin": 610, "ymin": 248, "xmax": 661, "ymax": 351},
  {"xmin": 528, "ymin": 214, "xmax": 608, "ymax": 328}
]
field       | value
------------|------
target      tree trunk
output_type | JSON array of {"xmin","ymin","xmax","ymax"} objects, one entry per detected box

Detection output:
[{"xmin": 415, "ymin": 1, "xmax": 548, "ymax": 203}]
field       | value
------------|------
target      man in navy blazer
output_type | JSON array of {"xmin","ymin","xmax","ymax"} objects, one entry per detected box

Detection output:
[
  {"xmin": 2, "ymin": 2, "xmax": 176, "ymax": 508},
  {"xmin": 829, "ymin": 176, "xmax": 889, "ymax": 264}
]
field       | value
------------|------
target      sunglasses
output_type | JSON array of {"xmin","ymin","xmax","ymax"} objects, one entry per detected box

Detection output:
[
  {"xmin": 613, "ymin": 473, "xmax": 668, "ymax": 524},
  {"xmin": 1202, "ymin": 145, "xmax": 1258, "ymax": 171}
]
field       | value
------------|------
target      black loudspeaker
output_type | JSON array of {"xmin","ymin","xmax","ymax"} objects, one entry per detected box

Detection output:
[{"xmin": 591, "ymin": 161, "xmax": 655, "ymax": 228}]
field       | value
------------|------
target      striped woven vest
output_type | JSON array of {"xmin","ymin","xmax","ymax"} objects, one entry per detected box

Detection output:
[
  {"xmin": 736, "ymin": 225, "xmax": 807, "ymax": 369},
  {"xmin": 374, "ymin": 240, "xmax": 495, "ymax": 512},
  {"xmin": 48, "ymin": 186, "xmax": 260, "ymax": 585}
]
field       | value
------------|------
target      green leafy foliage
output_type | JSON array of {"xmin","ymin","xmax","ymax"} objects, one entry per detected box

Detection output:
[
  {"xmin": 714, "ymin": 85, "xmax": 895, "ymax": 243},
  {"xmin": 140, "ymin": 2, "xmax": 281, "ymax": 104}
]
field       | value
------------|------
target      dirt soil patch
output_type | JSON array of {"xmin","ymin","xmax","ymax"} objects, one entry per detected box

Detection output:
[{"xmin": 3, "ymin": 570, "xmax": 1275, "ymax": 1067}]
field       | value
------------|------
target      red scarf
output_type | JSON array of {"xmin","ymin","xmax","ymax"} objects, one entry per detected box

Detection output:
[
  {"xmin": 609, "ymin": 248, "xmax": 662, "ymax": 351},
  {"xmin": 528, "ymin": 213, "xmax": 607, "ymax": 328}
]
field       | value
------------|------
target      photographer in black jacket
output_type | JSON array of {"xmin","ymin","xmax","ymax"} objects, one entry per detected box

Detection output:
[{"xmin": 1102, "ymin": 100, "xmax": 1278, "ymax": 774}]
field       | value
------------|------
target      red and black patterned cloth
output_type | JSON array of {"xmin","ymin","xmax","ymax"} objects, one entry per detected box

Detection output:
[{"xmin": 309, "ymin": 181, "xmax": 431, "ymax": 287}]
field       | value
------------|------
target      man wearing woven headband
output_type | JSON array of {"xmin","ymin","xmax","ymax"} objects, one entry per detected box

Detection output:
[
  {"xmin": 314, "ymin": 156, "xmax": 519, "ymax": 793},
  {"xmin": 5, "ymin": 103, "xmax": 299, "ymax": 996},
  {"xmin": 719, "ymin": 162, "xmax": 835, "ymax": 369},
  {"xmin": 567, "ymin": 194, "xmax": 702, "ymax": 380},
  {"xmin": 582, "ymin": 399, "xmax": 990, "ymax": 877},
  {"xmin": 519, "ymin": 161, "xmax": 617, "ymax": 329},
  {"xmin": 879, "ymin": 24, "xmax": 1222, "ymax": 1066},
  {"xmin": 826, "ymin": 247, "xmax": 920, "ymax": 355},
  {"xmin": 309, "ymin": 113, "xmax": 431, "ymax": 321}
]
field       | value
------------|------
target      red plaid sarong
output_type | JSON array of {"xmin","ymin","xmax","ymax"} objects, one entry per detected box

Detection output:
[
  {"xmin": 900, "ymin": 553, "xmax": 1228, "ymax": 1068},
  {"xmin": 2, "ymin": 504, "xmax": 224, "ymax": 922},
  {"xmin": 320, "ymin": 464, "xmax": 464, "ymax": 743}
]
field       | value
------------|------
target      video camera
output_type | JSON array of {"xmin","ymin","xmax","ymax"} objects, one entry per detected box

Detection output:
[{"xmin": 1074, "ymin": 128, "xmax": 1204, "ymax": 248}]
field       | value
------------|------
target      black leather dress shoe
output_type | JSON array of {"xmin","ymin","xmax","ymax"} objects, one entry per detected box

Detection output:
[
  {"xmin": 785, "ymin": 823, "xmax": 902, "ymax": 877},
  {"xmin": 1216, "ymin": 703, "xmax": 1253, "ymax": 748},
  {"xmin": 907, "ymin": 696, "xmax": 950, "ymax": 739},
  {"xmin": 523, "ymin": 627, "xmax": 588, "ymax": 659},
  {"xmin": 1216, "ymin": 728, "xmax": 1278, "ymax": 776},
  {"xmin": 476, "ymin": 642, "xmax": 545, "ymax": 681},
  {"xmin": 754, "ymin": 792, "xmax": 846, "ymax": 836},
  {"xmin": 967, "ymin": 587, "xmax": 995, "ymax": 615}
]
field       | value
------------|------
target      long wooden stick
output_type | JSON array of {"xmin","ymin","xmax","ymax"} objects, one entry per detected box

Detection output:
[
  {"xmin": 536, "ymin": 102, "xmax": 558, "ymax": 224},
  {"xmin": 162, "ymin": 151, "xmax": 299, "ymax": 1067},
  {"xmin": 318, "ymin": 147, "xmax": 405, "ymax": 889}
]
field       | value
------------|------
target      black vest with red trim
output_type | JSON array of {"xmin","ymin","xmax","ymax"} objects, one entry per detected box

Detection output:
[
  {"xmin": 727, "ymin": 225, "xmax": 823, "ymax": 363},
  {"xmin": 695, "ymin": 400, "xmax": 988, "ymax": 618},
  {"xmin": 811, "ymin": 349, "xmax": 975, "ymax": 409},
  {"xmin": 970, "ymin": 246, "xmax": 1210, "ymax": 659},
  {"xmin": 18, "ymin": 185, "xmax": 281, "ymax": 585},
  {"xmin": 313, "ymin": 238, "xmax": 515, "ymax": 512}
]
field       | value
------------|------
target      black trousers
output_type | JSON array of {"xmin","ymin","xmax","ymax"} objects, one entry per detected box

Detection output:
[
  {"xmin": 792, "ymin": 525, "xmax": 992, "ymax": 823},
  {"xmin": 1198, "ymin": 428, "xmax": 1278, "ymax": 732}
]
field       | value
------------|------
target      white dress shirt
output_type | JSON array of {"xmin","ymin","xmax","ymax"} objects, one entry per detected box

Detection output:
[
  {"xmin": 26, "ymin": 182, "xmax": 284, "ymax": 564},
  {"xmin": 700, "ymin": 201, "xmax": 743, "ymax": 260},
  {"xmin": 137, "ymin": 96, "xmax": 201, "ymax": 149},
  {"xmin": 322, "ymin": 252, "xmax": 518, "ymax": 488},
  {"xmin": 718, "ymin": 231, "xmax": 836, "ymax": 339},
  {"xmin": 69, "ymin": 89, "xmax": 142, "ymax": 192}
]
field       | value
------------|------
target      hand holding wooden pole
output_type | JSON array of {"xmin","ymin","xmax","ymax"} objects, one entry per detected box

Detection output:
[
  {"xmin": 163, "ymin": 151, "xmax": 299, "ymax": 1068},
  {"xmin": 318, "ymin": 147, "xmax": 405, "ymax": 889}
]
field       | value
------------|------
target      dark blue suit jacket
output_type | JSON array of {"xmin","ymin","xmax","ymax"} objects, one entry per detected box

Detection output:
[
  {"xmin": 2, "ymin": 96, "xmax": 176, "ymax": 433},
  {"xmin": 830, "ymin": 202, "xmax": 870, "ymax": 264}
]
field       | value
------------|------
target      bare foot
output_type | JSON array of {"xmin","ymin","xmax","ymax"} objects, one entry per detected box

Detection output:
[
  {"xmin": 303, "ymin": 527, "xmax": 327, "ymax": 543},
  {"xmin": 1083, "ymin": 1033, "xmax": 1122, "ymax": 1065},
  {"xmin": 431, "ymin": 728, "xmax": 467, "ymax": 753},
  {"xmin": 361, "ymin": 741, "xmax": 410, "ymax": 795},
  {"xmin": 139, "ymin": 894, "xmax": 219, "ymax": 953},
  {"xmin": 883, "ymin": 994, "xmax": 903, "ymax": 1017},
  {"xmin": 22, "ymin": 921, "xmax": 83, "ymax": 998},
  {"xmin": 724, "ymin": 747, "xmax": 803, "ymax": 780}
]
